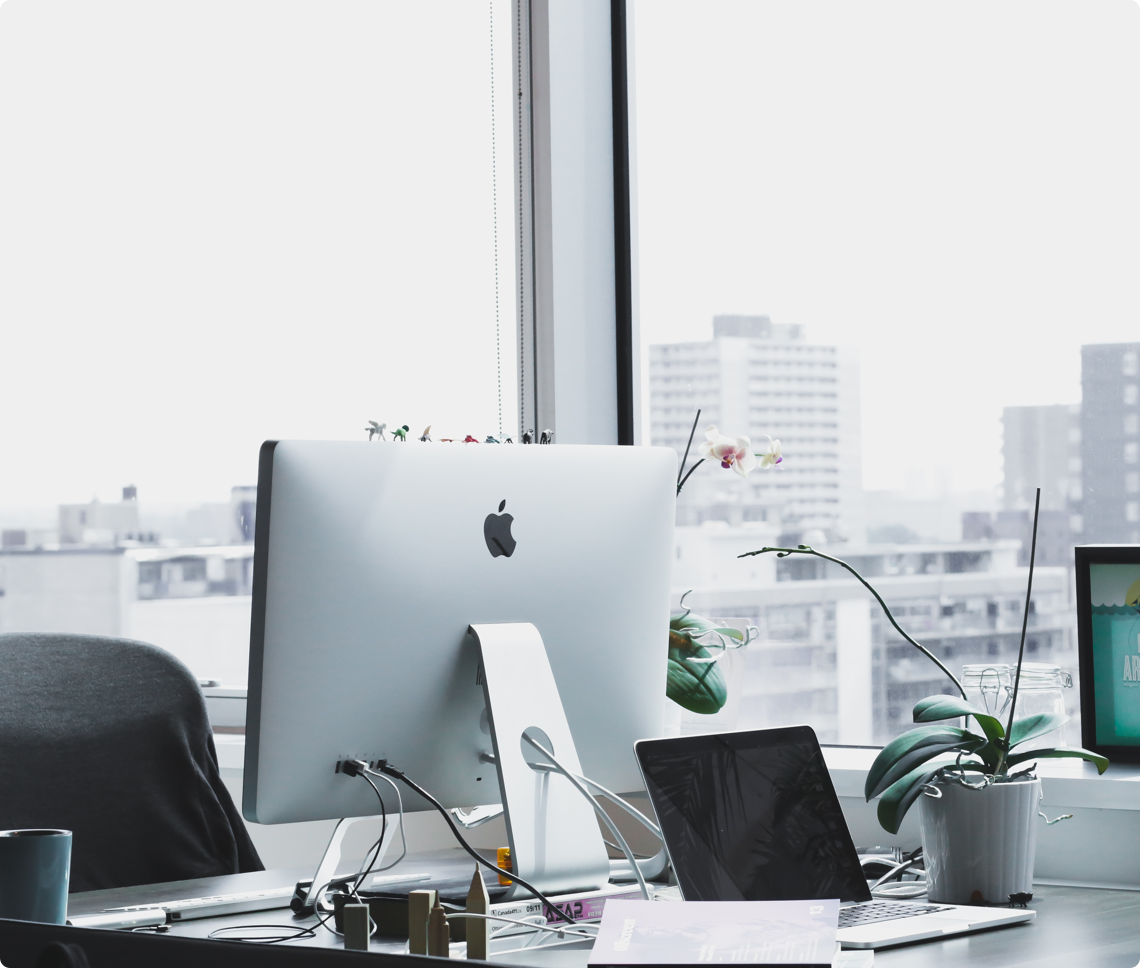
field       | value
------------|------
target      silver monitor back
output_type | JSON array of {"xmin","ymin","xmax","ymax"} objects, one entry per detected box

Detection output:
[{"xmin": 244, "ymin": 440, "xmax": 676, "ymax": 824}]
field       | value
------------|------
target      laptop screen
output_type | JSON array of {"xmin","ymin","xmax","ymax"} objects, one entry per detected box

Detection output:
[{"xmin": 636, "ymin": 726, "xmax": 871, "ymax": 904}]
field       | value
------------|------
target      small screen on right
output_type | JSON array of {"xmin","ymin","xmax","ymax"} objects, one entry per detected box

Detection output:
[
  {"xmin": 1090, "ymin": 563, "xmax": 1140, "ymax": 747},
  {"xmin": 637, "ymin": 728, "xmax": 869, "ymax": 904}
]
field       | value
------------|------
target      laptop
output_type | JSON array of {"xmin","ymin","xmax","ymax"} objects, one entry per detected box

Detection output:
[{"xmin": 634, "ymin": 726, "xmax": 1035, "ymax": 950}]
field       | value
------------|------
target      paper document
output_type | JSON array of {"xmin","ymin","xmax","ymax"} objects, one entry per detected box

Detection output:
[{"xmin": 588, "ymin": 898, "xmax": 839, "ymax": 966}]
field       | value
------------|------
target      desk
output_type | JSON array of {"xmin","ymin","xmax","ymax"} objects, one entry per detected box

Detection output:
[{"xmin": 67, "ymin": 858, "xmax": 1140, "ymax": 967}]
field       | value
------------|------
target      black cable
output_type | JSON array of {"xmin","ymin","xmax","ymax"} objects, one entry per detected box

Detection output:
[
  {"xmin": 350, "ymin": 772, "xmax": 388, "ymax": 896},
  {"xmin": 209, "ymin": 774, "xmax": 391, "ymax": 946},
  {"xmin": 208, "ymin": 902, "xmax": 342, "ymax": 945},
  {"xmin": 372, "ymin": 762, "xmax": 577, "ymax": 925},
  {"xmin": 207, "ymin": 922, "xmax": 320, "ymax": 944}
]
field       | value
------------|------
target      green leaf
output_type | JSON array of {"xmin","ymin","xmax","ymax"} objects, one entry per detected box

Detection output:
[
  {"xmin": 1005, "ymin": 747, "xmax": 1109, "ymax": 774},
  {"xmin": 666, "ymin": 646, "xmax": 727, "ymax": 715},
  {"xmin": 873, "ymin": 761, "xmax": 980, "ymax": 835},
  {"xmin": 1009, "ymin": 713, "xmax": 1070, "ymax": 750},
  {"xmin": 865, "ymin": 726, "xmax": 989, "ymax": 801},
  {"xmin": 913, "ymin": 695, "xmax": 1005, "ymax": 744}
]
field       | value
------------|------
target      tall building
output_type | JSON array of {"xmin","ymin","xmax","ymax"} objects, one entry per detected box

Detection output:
[
  {"xmin": 1080, "ymin": 343, "xmax": 1140, "ymax": 544},
  {"xmin": 650, "ymin": 315, "xmax": 863, "ymax": 541},
  {"xmin": 1001, "ymin": 405, "xmax": 1081, "ymax": 512}
]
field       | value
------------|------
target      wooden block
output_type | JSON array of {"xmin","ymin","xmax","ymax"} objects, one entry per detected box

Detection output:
[
  {"xmin": 465, "ymin": 866, "xmax": 491, "ymax": 961},
  {"xmin": 428, "ymin": 900, "xmax": 450, "ymax": 958},
  {"xmin": 408, "ymin": 889, "xmax": 438, "ymax": 955},
  {"xmin": 343, "ymin": 903, "xmax": 370, "ymax": 951}
]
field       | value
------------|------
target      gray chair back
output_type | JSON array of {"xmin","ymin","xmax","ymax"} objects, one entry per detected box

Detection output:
[{"xmin": 0, "ymin": 633, "xmax": 262, "ymax": 892}]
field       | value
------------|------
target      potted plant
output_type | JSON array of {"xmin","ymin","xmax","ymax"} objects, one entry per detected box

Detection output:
[{"xmin": 741, "ymin": 490, "xmax": 1108, "ymax": 905}]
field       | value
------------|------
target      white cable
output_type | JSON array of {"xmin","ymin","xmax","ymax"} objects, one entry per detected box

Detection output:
[
  {"xmin": 869, "ymin": 856, "xmax": 925, "ymax": 891},
  {"xmin": 447, "ymin": 912, "xmax": 599, "ymax": 941},
  {"xmin": 368, "ymin": 770, "xmax": 408, "ymax": 873},
  {"xmin": 568, "ymin": 771, "xmax": 668, "ymax": 879},
  {"xmin": 522, "ymin": 734, "xmax": 652, "ymax": 900},
  {"xmin": 573, "ymin": 775, "xmax": 662, "ymax": 839}
]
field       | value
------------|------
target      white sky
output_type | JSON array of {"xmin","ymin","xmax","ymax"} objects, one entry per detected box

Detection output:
[
  {"xmin": 0, "ymin": 0, "xmax": 1136, "ymax": 511},
  {"xmin": 0, "ymin": 0, "xmax": 518, "ymax": 508},
  {"xmin": 633, "ymin": 0, "xmax": 1140, "ymax": 494}
]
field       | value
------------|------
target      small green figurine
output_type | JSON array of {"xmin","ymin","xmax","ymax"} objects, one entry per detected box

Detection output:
[{"xmin": 392, "ymin": 424, "xmax": 410, "ymax": 442}]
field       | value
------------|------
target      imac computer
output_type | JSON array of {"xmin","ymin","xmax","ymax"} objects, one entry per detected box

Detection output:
[{"xmin": 243, "ymin": 440, "xmax": 675, "ymax": 897}]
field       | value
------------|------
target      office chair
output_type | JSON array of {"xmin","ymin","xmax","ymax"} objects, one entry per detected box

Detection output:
[{"xmin": 0, "ymin": 633, "xmax": 263, "ymax": 892}]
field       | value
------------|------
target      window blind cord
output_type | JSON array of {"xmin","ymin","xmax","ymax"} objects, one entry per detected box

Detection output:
[
  {"xmin": 520, "ymin": 734, "xmax": 652, "ymax": 901},
  {"xmin": 490, "ymin": 0, "xmax": 502, "ymax": 439},
  {"xmin": 362, "ymin": 760, "xmax": 578, "ymax": 925}
]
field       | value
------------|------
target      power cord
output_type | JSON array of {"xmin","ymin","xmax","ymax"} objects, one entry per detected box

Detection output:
[
  {"xmin": 447, "ymin": 912, "xmax": 599, "ymax": 941},
  {"xmin": 352, "ymin": 760, "xmax": 577, "ymax": 925},
  {"xmin": 209, "ymin": 770, "xmax": 400, "ymax": 945},
  {"xmin": 519, "ymin": 734, "xmax": 651, "ymax": 900},
  {"xmin": 359, "ymin": 769, "xmax": 409, "ymax": 879}
]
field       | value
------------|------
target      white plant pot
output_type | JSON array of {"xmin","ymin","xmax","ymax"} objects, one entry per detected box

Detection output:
[{"xmin": 919, "ymin": 777, "xmax": 1040, "ymax": 905}]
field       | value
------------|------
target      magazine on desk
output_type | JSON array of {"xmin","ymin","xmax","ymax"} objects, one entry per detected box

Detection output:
[{"xmin": 588, "ymin": 899, "xmax": 840, "ymax": 967}]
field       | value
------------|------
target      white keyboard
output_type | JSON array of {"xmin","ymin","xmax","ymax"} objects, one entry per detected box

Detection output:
[
  {"xmin": 71, "ymin": 871, "xmax": 433, "ymax": 929},
  {"xmin": 103, "ymin": 885, "xmax": 295, "ymax": 922}
]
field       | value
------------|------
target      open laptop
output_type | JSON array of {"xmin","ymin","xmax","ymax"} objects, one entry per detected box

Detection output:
[{"xmin": 634, "ymin": 726, "xmax": 1035, "ymax": 950}]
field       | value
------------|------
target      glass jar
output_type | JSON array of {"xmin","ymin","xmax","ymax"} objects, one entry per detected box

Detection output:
[
  {"xmin": 962, "ymin": 664, "xmax": 1013, "ymax": 720},
  {"xmin": 1008, "ymin": 663, "xmax": 1072, "ymax": 750}
]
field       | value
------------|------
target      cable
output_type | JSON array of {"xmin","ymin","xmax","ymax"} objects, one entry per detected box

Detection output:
[
  {"xmin": 368, "ymin": 770, "xmax": 409, "ymax": 875},
  {"xmin": 367, "ymin": 761, "xmax": 577, "ymax": 925},
  {"xmin": 448, "ymin": 912, "xmax": 599, "ymax": 941},
  {"xmin": 208, "ymin": 922, "xmax": 320, "ymax": 944},
  {"xmin": 520, "ymin": 735, "xmax": 651, "ymax": 900},
  {"xmin": 604, "ymin": 839, "xmax": 652, "ymax": 858},
  {"xmin": 573, "ymin": 774, "xmax": 662, "ymax": 839},
  {"xmin": 350, "ymin": 772, "xmax": 388, "ymax": 896}
]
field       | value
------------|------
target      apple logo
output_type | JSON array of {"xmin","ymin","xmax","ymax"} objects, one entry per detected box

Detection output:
[{"xmin": 484, "ymin": 499, "xmax": 516, "ymax": 558}]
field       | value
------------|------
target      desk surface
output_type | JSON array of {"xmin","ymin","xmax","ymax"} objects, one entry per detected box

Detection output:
[{"xmin": 69, "ymin": 858, "xmax": 1140, "ymax": 967}]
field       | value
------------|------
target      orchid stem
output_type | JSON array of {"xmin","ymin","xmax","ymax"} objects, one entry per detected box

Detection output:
[
  {"xmin": 738, "ymin": 545, "xmax": 967, "ymax": 699},
  {"xmin": 677, "ymin": 410, "xmax": 702, "ymax": 494},
  {"xmin": 995, "ymin": 487, "xmax": 1041, "ymax": 776},
  {"xmin": 676, "ymin": 459, "xmax": 706, "ymax": 495}
]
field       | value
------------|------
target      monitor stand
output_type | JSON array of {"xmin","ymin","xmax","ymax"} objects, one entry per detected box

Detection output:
[
  {"xmin": 295, "ymin": 812, "xmax": 403, "ymax": 916},
  {"xmin": 470, "ymin": 621, "xmax": 611, "ymax": 899},
  {"xmin": 298, "ymin": 622, "xmax": 610, "ymax": 914}
]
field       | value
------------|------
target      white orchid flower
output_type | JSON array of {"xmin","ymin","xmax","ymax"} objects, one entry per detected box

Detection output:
[
  {"xmin": 759, "ymin": 435, "xmax": 783, "ymax": 469},
  {"xmin": 697, "ymin": 425, "xmax": 757, "ymax": 478}
]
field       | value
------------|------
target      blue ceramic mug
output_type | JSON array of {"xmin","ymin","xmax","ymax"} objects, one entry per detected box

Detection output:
[{"xmin": 0, "ymin": 829, "xmax": 72, "ymax": 924}]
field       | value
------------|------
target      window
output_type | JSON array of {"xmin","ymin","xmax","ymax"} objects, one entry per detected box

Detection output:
[
  {"xmin": 638, "ymin": 0, "xmax": 1138, "ymax": 743},
  {"xmin": 1127, "ymin": 414, "xmax": 1140, "ymax": 435},
  {"xmin": 1127, "ymin": 443, "xmax": 1140, "ymax": 465},
  {"xmin": 1127, "ymin": 473, "xmax": 1140, "ymax": 494},
  {"xmin": 0, "ymin": 1, "xmax": 517, "ymax": 687},
  {"xmin": 1127, "ymin": 503, "xmax": 1140, "ymax": 524}
]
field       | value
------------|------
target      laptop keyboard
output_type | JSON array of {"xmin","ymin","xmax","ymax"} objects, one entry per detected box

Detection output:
[{"xmin": 839, "ymin": 901, "xmax": 951, "ymax": 928}]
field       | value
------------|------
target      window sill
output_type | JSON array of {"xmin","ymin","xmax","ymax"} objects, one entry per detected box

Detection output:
[{"xmin": 823, "ymin": 745, "xmax": 1140, "ymax": 890}]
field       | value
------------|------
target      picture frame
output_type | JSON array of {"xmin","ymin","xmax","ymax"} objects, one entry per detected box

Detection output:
[{"xmin": 1076, "ymin": 544, "xmax": 1140, "ymax": 763}]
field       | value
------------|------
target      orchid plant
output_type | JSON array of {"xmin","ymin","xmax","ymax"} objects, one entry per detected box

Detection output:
[
  {"xmin": 667, "ymin": 411, "xmax": 779, "ymax": 715},
  {"xmin": 739, "ymin": 490, "xmax": 1109, "ymax": 835}
]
